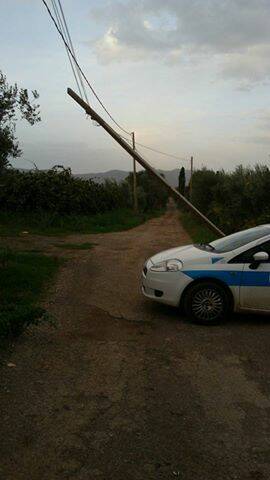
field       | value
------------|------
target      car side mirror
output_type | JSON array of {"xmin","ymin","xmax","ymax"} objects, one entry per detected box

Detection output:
[{"xmin": 249, "ymin": 251, "xmax": 269, "ymax": 270}]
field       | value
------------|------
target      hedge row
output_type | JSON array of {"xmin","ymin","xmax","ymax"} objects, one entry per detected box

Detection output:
[{"xmin": 190, "ymin": 165, "xmax": 270, "ymax": 233}]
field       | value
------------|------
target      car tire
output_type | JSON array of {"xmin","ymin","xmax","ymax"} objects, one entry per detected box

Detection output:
[{"xmin": 183, "ymin": 281, "xmax": 230, "ymax": 325}]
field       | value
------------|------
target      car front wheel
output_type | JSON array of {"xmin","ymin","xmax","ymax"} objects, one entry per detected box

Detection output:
[{"xmin": 183, "ymin": 281, "xmax": 230, "ymax": 325}]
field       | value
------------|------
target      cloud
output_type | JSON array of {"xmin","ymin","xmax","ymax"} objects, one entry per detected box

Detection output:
[
  {"xmin": 237, "ymin": 109, "xmax": 270, "ymax": 146},
  {"xmin": 247, "ymin": 136, "xmax": 270, "ymax": 145},
  {"xmin": 89, "ymin": 0, "xmax": 270, "ymax": 87},
  {"xmin": 219, "ymin": 45, "xmax": 270, "ymax": 89}
]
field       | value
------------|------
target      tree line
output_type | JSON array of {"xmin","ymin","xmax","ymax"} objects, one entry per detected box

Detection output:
[
  {"xmin": 180, "ymin": 165, "xmax": 270, "ymax": 234},
  {"xmin": 0, "ymin": 167, "xmax": 168, "ymax": 215}
]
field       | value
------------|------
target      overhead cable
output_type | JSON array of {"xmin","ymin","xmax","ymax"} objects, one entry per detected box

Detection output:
[
  {"xmin": 42, "ymin": 0, "xmax": 132, "ymax": 136},
  {"xmin": 120, "ymin": 134, "xmax": 188, "ymax": 162},
  {"xmin": 50, "ymin": 0, "xmax": 84, "ymax": 99},
  {"xmin": 135, "ymin": 141, "xmax": 189, "ymax": 162},
  {"xmin": 56, "ymin": 0, "xmax": 89, "ymax": 103},
  {"xmin": 43, "ymin": 0, "xmax": 189, "ymax": 160}
]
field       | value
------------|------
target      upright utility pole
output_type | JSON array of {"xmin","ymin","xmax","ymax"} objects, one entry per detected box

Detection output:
[
  {"xmin": 190, "ymin": 156, "xmax": 194, "ymax": 200},
  {"xmin": 132, "ymin": 132, "xmax": 138, "ymax": 212}
]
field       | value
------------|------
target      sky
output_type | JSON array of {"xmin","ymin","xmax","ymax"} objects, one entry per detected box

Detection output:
[{"xmin": 1, "ymin": 0, "xmax": 270, "ymax": 173}]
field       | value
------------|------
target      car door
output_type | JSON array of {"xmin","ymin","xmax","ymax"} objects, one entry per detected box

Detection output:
[{"xmin": 240, "ymin": 241, "xmax": 270, "ymax": 310}]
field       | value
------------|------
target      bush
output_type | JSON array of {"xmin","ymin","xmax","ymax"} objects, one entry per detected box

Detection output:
[
  {"xmin": 0, "ymin": 167, "xmax": 130, "ymax": 215},
  {"xmin": 126, "ymin": 170, "xmax": 169, "ymax": 212},
  {"xmin": 0, "ymin": 166, "xmax": 168, "ymax": 216},
  {"xmin": 0, "ymin": 248, "xmax": 60, "ymax": 339},
  {"xmin": 190, "ymin": 164, "xmax": 270, "ymax": 233}
]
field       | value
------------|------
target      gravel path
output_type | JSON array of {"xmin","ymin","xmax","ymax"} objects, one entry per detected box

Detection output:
[{"xmin": 1, "ymin": 205, "xmax": 270, "ymax": 480}]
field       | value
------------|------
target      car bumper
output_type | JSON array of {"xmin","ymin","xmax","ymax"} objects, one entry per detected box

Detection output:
[{"xmin": 142, "ymin": 260, "xmax": 190, "ymax": 307}]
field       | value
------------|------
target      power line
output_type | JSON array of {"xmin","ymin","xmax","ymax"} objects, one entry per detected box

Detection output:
[
  {"xmin": 51, "ymin": 0, "xmax": 82, "ymax": 97},
  {"xmin": 120, "ymin": 134, "xmax": 189, "ymax": 162},
  {"xmin": 56, "ymin": 0, "xmax": 89, "ymax": 104},
  {"xmin": 42, "ymin": 0, "xmax": 132, "ymax": 136},
  {"xmin": 43, "ymin": 0, "xmax": 190, "ymax": 161},
  {"xmin": 135, "ymin": 141, "xmax": 189, "ymax": 162},
  {"xmin": 50, "ymin": 0, "xmax": 84, "ymax": 99}
]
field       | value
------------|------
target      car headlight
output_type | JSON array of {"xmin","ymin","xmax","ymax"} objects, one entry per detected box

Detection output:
[{"xmin": 150, "ymin": 259, "xmax": 183, "ymax": 272}]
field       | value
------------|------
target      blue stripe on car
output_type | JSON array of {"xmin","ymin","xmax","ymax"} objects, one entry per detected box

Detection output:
[{"xmin": 183, "ymin": 270, "xmax": 270, "ymax": 287}]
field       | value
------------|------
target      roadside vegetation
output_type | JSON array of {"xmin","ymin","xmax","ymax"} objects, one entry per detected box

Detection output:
[
  {"xmin": 190, "ymin": 165, "xmax": 270, "ymax": 234},
  {"xmin": 179, "ymin": 210, "xmax": 216, "ymax": 244},
  {"xmin": 0, "ymin": 207, "xmax": 163, "ymax": 236},
  {"xmin": 0, "ymin": 168, "xmax": 168, "ymax": 236},
  {"xmin": 178, "ymin": 164, "xmax": 270, "ymax": 240},
  {"xmin": 0, "ymin": 248, "xmax": 61, "ymax": 341}
]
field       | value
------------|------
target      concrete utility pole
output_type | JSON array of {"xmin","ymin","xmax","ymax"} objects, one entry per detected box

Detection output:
[
  {"xmin": 132, "ymin": 132, "xmax": 138, "ymax": 212},
  {"xmin": 190, "ymin": 156, "xmax": 194, "ymax": 200},
  {"xmin": 67, "ymin": 88, "xmax": 225, "ymax": 237}
]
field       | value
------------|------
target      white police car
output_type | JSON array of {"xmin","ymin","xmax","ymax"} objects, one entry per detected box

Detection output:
[{"xmin": 142, "ymin": 225, "xmax": 270, "ymax": 324}]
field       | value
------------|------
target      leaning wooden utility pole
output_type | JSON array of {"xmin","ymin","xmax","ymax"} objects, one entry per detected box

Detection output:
[
  {"xmin": 132, "ymin": 132, "xmax": 138, "ymax": 212},
  {"xmin": 67, "ymin": 88, "xmax": 225, "ymax": 237}
]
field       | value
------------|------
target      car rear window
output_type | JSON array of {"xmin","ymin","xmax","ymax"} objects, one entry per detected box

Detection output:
[{"xmin": 210, "ymin": 226, "xmax": 270, "ymax": 253}]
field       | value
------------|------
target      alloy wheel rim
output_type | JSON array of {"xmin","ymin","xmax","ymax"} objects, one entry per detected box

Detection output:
[{"xmin": 192, "ymin": 288, "xmax": 223, "ymax": 321}]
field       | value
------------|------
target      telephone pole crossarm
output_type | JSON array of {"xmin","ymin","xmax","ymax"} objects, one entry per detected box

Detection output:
[{"xmin": 67, "ymin": 87, "xmax": 225, "ymax": 238}]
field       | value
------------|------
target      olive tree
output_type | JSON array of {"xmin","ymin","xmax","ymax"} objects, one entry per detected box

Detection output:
[{"xmin": 0, "ymin": 71, "xmax": 41, "ymax": 173}]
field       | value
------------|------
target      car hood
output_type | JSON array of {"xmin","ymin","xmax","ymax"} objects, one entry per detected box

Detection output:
[{"xmin": 149, "ymin": 244, "xmax": 224, "ymax": 267}]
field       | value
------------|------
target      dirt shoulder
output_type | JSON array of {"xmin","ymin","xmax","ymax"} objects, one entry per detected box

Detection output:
[{"xmin": 1, "ymin": 206, "xmax": 270, "ymax": 480}]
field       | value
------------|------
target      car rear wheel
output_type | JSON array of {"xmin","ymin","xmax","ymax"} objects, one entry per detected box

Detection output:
[{"xmin": 183, "ymin": 281, "xmax": 230, "ymax": 325}]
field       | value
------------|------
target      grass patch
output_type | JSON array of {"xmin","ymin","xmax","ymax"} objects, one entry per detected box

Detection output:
[
  {"xmin": 180, "ymin": 210, "xmax": 217, "ymax": 244},
  {"xmin": 0, "ymin": 248, "xmax": 61, "ymax": 340},
  {"xmin": 0, "ymin": 208, "xmax": 164, "ymax": 236},
  {"xmin": 54, "ymin": 242, "xmax": 95, "ymax": 250}
]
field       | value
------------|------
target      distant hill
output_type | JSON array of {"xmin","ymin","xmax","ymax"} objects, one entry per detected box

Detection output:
[
  {"xmin": 14, "ymin": 167, "xmax": 191, "ymax": 187},
  {"xmin": 75, "ymin": 168, "xmax": 191, "ymax": 188}
]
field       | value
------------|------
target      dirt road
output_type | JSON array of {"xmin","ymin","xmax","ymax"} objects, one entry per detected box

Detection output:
[{"xmin": 1, "ymin": 207, "xmax": 270, "ymax": 480}]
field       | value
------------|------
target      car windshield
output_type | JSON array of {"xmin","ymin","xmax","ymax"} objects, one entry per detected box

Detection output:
[{"xmin": 209, "ymin": 226, "xmax": 270, "ymax": 253}]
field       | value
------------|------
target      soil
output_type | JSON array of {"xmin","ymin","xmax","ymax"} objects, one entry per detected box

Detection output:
[{"xmin": 1, "ymin": 204, "xmax": 270, "ymax": 480}]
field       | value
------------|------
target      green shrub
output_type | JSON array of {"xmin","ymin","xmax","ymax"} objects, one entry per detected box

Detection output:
[
  {"xmin": 0, "ymin": 167, "xmax": 168, "ymax": 218},
  {"xmin": 0, "ymin": 248, "xmax": 60, "ymax": 339},
  {"xmin": 190, "ymin": 164, "xmax": 270, "ymax": 234},
  {"xmin": 125, "ymin": 170, "xmax": 169, "ymax": 211},
  {"xmin": 0, "ymin": 167, "xmax": 130, "ymax": 215}
]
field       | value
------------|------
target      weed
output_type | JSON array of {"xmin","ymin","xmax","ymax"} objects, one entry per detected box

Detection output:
[{"xmin": 0, "ymin": 248, "xmax": 61, "ymax": 340}]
